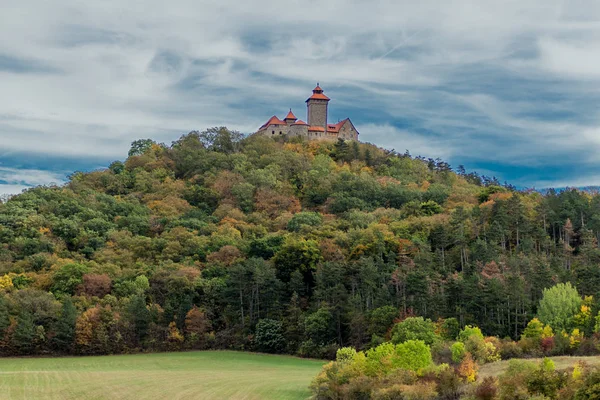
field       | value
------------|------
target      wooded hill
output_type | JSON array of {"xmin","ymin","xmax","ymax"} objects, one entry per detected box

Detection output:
[{"xmin": 0, "ymin": 127, "xmax": 599, "ymax": 356}]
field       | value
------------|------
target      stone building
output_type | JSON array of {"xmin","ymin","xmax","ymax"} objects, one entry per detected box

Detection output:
[{"xmin": 255, "ymin": 85, "xmax": 359, "ymax": 141}]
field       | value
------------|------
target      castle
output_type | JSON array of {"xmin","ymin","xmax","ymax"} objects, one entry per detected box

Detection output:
[{"xmin": 255, "ymin": 85, "xmax": 359, "ymax": 141}]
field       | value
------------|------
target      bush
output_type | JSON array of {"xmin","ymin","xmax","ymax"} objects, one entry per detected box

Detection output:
[
  {"xmin": 575, "ymin": 368, "xmax": 600, "ymax": 399},
  {"xmin": 392, "ymin": 340, "xmax": 433, "ymax": 372},
  {"xmin": 431, "ymin": 341, "xmax": 452, "ymax": 365},
  {"xmin": 254, "ymin": 319, "xmax": 286, "ymax": 353},
  {"xmin": 336, "ymin": 347, "xmax": 357, "ymax": 364},
  {"xmin": 522, "ymin": 318, "xmax": 544, "ymax": 340},
  {"xmin": 458, "ymin": 325, "xmax": 484, "ymax": 343},
  {"xmin": 475, "ymin": 376, "xmax": 498, "ymax": 400},
  {"xmin": 399, "ymin": 382, "xmax": 438, "ymax": 400},
  {"xmin": 498, "ymin": 360, "xmax": 537, "ymax": 400},
  {"xmin": 391, "ymin": 317, "xmax": 439, "ymax": 346},
  {"xmin": 451, "ymin": 342, "xmax": 466, "ymax": 364},
  {"xmin": 457, "ymin": 353, "xmax": 478, "ymax": 382},
  {"xmin": 498, "ymin": 338, "xmax": 523, "ymax": 360},
  {"xmin": 526, "ymin": 358, "xmax": 566, "ymax": 399}
]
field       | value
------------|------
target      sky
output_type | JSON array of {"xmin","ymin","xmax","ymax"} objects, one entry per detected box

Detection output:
[{"xmin": 2, "ymin": 0, "xmax": 600, "ymax": 196}]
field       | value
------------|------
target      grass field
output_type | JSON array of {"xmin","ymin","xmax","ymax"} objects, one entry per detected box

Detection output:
[
  {"xmin": 0, "ymin": 351, "xmax": 325, "ymax": 400},
  {"xmin": 479, "ymin": 355, "xmax": 600, "ymax": 378}
]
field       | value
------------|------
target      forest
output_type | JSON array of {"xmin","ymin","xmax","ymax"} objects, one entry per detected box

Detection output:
[{"xmin": 1, "ymin": 127, "xmax": 600, "ymax": 360}]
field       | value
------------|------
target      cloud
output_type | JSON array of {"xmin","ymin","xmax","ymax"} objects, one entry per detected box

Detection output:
[
  {"xmin": 0, "ymin": 167, "xmax": 67, "ymax": 196},
  {"xmin": 1, "ymin": 0, "xmax": 600, "ymax": 188}
]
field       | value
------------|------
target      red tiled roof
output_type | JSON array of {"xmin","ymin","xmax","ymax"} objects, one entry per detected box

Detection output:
[
  {"xmin": 308, "ymin": 126, "xmax": 325, "ymax": 132},
  {"xmin": 307, "ymin": 92, "xmax": 330, "ymax": 101},
  {"xmin": 293, "ymin": 119, "xmax": 308, "ymax": 125},
  {"xmin": 327, "ymin": 119, "xmax": 348, "ymax": 133},
  {"xmin": 306, "ymin": 84, "xmax": 330, "ymax": 102},
  {"xmin": 259, "ymin": 115, "xmax": 286, "ymax": 129},
  {"xmin": 284, "ymin": 109, "xmax": 297, "ymax": 120}
]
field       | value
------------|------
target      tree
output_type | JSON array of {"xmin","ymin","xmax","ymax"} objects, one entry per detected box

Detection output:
[
  {"xmin": 254, "ymin": 319, "xmax": 286, "ymax": 353},
  {"xmin": 304, "ymin": 306, "xmax": 335, "ymax": 346},
  {"xmin": 522, "ymin": 318, "xmax": 544, "ymax": 340},
  {"xmin": 51, "ymin": 263, "xmax": 89, "ymax": 295},
  {"xmin": 392, "ymin": 340, "xmax": 432, "ymax": 371},
  {"xmin": 127, "ymin": 295, "xmax": 150, "ymax": 343},
  {"xmin": 391, "ymin": 317, "xmax": 439, "ymax": 345},
  {"xmin": 537, "ymin": 283, "xmax": 581, "ymax": 333},
  {"xmin": 198, "ymin": 127, "xmax": 244, "ymax": 154},
  {"xmin": 52, "ymin": 297, "xmax": 77, "ymax": 352},
  {"xmin": 12, "ymin": 311, "xmax": 36, "ymax": 354},
  {"xmin": 128, "ymin": 139, "xmax": 155, "ymax": 157}
]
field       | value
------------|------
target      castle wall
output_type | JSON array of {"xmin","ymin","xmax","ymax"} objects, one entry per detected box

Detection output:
[
  {"xmin": 288, "ymin": 125, "xmax": 308, "ymax": 138},
  {"xmin": 257, "ymin": 125, "xmax": 290, "ymax": 137},
  {"xmin": 338, "ymin": 121, "xmax": 358, "ymax": 140}
]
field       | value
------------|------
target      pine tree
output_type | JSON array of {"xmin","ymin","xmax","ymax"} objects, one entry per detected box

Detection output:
[{"xmin": 52, "ymin": 297, "xmax": 77, "ymax": 352}]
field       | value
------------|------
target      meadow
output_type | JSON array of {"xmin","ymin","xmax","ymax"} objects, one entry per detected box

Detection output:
[{"xmin": 0, "ymin": 351, "xmax": 325, "ymax": 400}]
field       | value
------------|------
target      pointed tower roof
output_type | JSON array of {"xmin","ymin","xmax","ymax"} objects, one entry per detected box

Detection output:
[
  {"xmin": 284, "ymin": 109, "xmax": 297, "ymax": 121},
  {"xmin": 306, "ymin": 83, "xmax": 330, "ymax": 102}
]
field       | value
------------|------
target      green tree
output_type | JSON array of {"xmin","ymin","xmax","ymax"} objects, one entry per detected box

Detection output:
[
  {"xmin": 391, "ymin": 317, "xmax": 439, "ymax": 345},
  {"xmin": 12, "ymin": 311, "xmax": 36, "ymax": 354},
  {"xmin": 304, "ymin": 306, "xmax": 335, "ymax": 346},
  {"xmin": 254, "ymin": 319, "xmax": 286, "ymax": 354},
  {"xmin": 52, "ymin": 297, "xmax": 77, "ymax": 352},
  {"xmin": 392, "ymin": 340, "xmax": 432, "ymax": 371},
  {"xmin": 128, "ymin": 139, "xmax": 155, "ymax": 157},
  {"xmin": 51, "ymin": 263, "xmax": 89, "ymax": 295},
  {"xmin": 127, "ymin": 295, "xmax": 150, "ymax": 343},
  {"xmin": 537, "ymin": 282, "xmax": 581, "ymax": 333}
]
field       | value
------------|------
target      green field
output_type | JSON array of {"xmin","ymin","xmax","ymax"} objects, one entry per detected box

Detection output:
[{"xmin": 0, "ymin": 351, "xmax": 325, "ymax": 400}]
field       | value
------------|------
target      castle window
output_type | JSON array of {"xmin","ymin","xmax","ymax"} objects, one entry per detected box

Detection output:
[
  {"xmin": 279, "ymin": 131, "xmax": 282, "ymax": 135},
  {"xmin": 272, "ymin": 130, "xmax": 275, "ymax": 135}
]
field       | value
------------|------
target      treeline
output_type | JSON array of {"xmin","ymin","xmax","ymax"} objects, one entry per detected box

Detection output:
[{"xmin": 1, "ymin": 127, "xmax": 600, "ymax": 356}]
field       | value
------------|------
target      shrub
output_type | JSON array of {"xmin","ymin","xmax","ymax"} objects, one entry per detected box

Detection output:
[
  {"xmin": 451, "ymin": 341, "xmax": 466, "ymax": 364},
  {"xmin": 457, "ymin": 353, "xmax": 478, "ymax": 382},
  {"xmin": 431, "ymin": 341, "xmax": 452, "ymax": 365},
  {"xmin": 483, "ymin": 337, "xmax": 501, "ymax": 363},
  {"xmin": 458, "ymin": 325, "xmax": 484, "ymax": 343},
  {"xmin": 498, "ymin": 360, "xmax": 537, "ymax": 400},
  {"xmin": 429, "ymin": 364, "xmax": 463, "ymax": 400},
  {"xmin": 400, "ymin": 382, "xmax": 438, "ymax": 400},
  {"xmin": 518, "ymin": 336, "xmax": 543, "ymax": 357},
  {"xmin": 475, "ymin": 376, "xmax": 498, "ymax": 400},
  {"xmin": 522, "ymin": 318, "xmax": 544, "ymax": 340},
  {"xmin": 392, "ymin": 340, "xmax": 433, "ymax": 372},
  {"xmin": 575, "ymin": 368, "xmax": 600, "ymax": 399},
  {"xmin": 550, "ymin": 331, "xmax": 572, "ymax": 356},
  {"xmin": 336, "ymin": 347, "xmax": 357, "ymax": 364},
  {"xmin": 541, "ymin": 337, "xmax": 555, "ymax": 354},
  {"xmin": 391, "ymin": 317, "xmax": 439, "ymax": 346},
  {"xmin": 526, "ymin": 358, "xmax": 566, "ymax": 399},
  {"xmin": 498, "ymin": 339, "xmax": 523, "ymax": 360}
]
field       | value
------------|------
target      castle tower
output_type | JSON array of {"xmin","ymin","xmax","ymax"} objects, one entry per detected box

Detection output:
[
  {"xmin": 306, "ymin": 84, "xmax": 330, "ymax": 132},
  {"xmin": 284, "ymin": 109, "xmax": 297, "ymax": 126}
]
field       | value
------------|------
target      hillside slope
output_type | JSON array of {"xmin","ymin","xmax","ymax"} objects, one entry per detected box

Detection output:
[{"xmin": 1, "ymin": 128, "xmax": 599, "ymax": 356}]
